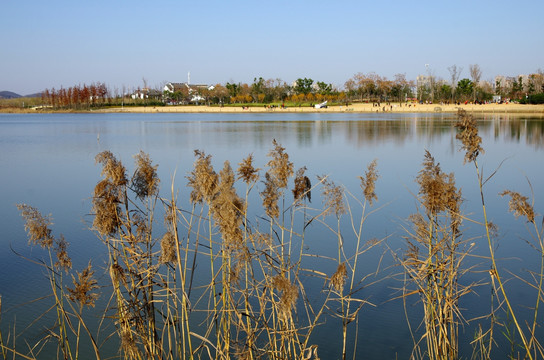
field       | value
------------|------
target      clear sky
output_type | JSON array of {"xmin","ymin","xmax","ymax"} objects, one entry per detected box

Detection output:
[{"xmin": 2, "ymin": 0, "xmax": 543, "ymax": 95}]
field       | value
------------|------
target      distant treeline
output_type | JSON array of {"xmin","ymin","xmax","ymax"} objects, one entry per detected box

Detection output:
[
  {"xmin": 41, "ymin": 83, "xmax": 109, "ymax": 109},
  {"xmin": 36, "ymin": 68, "xmax": 544, "ymax": 109}
]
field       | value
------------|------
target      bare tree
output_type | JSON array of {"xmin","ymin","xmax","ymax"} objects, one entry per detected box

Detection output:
[
  {"xmin": 469, "ymin": 64, "xmax": 482, "ymax": 102},
  {"xmin": 448, "ymin": 65, "xmax": 462, "ymax": 103},
  {"xmin": 534, "ymin": 69, "xmax": 544, "ymax": 93}
]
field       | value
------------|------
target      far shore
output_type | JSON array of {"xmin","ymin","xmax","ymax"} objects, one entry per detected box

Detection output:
[{"xmin": 2, "ymin": 102, "xmax": 544, "ymax": 116}]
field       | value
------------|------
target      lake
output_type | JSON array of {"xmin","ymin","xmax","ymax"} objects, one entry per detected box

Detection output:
[{"xmin": 1, "ymin": 112, "xmax": 543, "ymax": 359}]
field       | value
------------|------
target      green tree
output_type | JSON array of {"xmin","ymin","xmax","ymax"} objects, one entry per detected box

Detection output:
[
  {"xmin": 294, "ymin": 78, "xmax": 314, "ymax": 95},
  {"xmin": 316, "ymin": 81, "xmax": 332, "ymax": 95},
  {"xmin": 495, "ymin": 79, "xmax": 503, "ymax": 96},
  {"xmin": 251, "ymin": 77, "xmax": 265, "ymax": 100},
  {"xmin": 456, "ymin": 78, "xmax": 474, "ymax": 100},
  {"xmin": 226, "ymin": 82, "xmax": 241, "ymax": 98}
]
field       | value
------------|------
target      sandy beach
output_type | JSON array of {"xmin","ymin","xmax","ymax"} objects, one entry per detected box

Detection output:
[
  {"xmin": 1, "ymin": 102, "xmax": 543, "ymax": 115},
  {"xmin": 97, "ymin": 102, "xmax": 544, "ymax": 115}
]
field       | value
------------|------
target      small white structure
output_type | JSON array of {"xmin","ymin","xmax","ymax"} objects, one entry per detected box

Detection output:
[{"xmin": 314, "ymin": 101, "xmax": 327, "ymax": 109}]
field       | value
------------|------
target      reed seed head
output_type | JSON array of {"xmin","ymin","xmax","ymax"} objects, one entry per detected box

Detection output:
[
  {"xmin": 272, "ymin": 275, "xmax": 298, "ymax": 320},
  {"xmin": 237, "ymin": 153, "xmax": 260, "ymax": 184},
  {"xmin": 261, "ymin": 172, "xmax": 280, "ymax": 219},
  {"xmin": 131, "ymin": 151, "xmax": 159, "ymax": 200},
  {"xmin": 455, "ymin": 109, "xmax": 484, "ymax": 164},
  {"xmin": 293, "ymin": 166, "xmax": 312, "ymax": 203},
  {"xmin": 417, "ymin": 151, "xmax": 461, "ymax": 218},
  {"xmin": 67, "ymin": 261, "xmax": 99, "ymax": 307},
  {"xmin": 95, "ymin": 151, "xmax": 127, "ymax": 187},
  {"xmin": 330, "ymin": 262, "xmax": 347, "ymax": 292},
  {"xmin": 266, "ymin": 139, "xmax": 294, "ymax": 190},
  {"xmin": 54, "ymin": 234, "xmax": 72, "ymax": 272},
  {"xmin": 16, "ymin": 203, "xmax": 54, "ymax": 249},
  {"xmin": 159, "ymin": 232, "xmax": 177, "ymax": 264},
  {"xmin": 212, "ymin": 161, "xmax": 245, "ymax": 250},
  {"xmin": 187, "ymin": 150, "xmax": 218, "ymax": 205},
  {"xmin": 92, "ymin": 182, "xmax": 122, "ymax": 236},
  {"xmin": 93, "ymin": 151, "xmax": 128, "ymax": 236},
  {"xmin": 500, "ymin": 190, "xmax": 535, "ymax": 223},
  {"xmin": 359, "ymin": 159, "xmax": 379, "ymax": 205},
  {"xmin": 317, "ymin": 176, "xmax": 346, "ymax": 218}
]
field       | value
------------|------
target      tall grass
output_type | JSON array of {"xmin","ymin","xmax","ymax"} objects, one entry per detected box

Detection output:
[
  {"xmin": 7, "ymin": 140, "xmax": 384, "ymax": 360},
  {"xmin": 398, "ymin": 150, "xmax": 473, "ymax": 359},
  {"xmin": 396, "ymin": 109, "xmax": 544, "ymax": 360}
]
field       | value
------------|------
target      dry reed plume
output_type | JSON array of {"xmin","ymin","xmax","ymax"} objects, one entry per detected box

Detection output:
[
  {"xmin": 359, "ymin": 159, "xmax": 378, "ymax": 205},
  {"xmin": 455, "ymin": 109, "xmax": 484, "ymax": 164},
  {"xmin": 237, "ymin": 153, "xmax": 260, "ymax": 185},
  {"xmin": 293, "ymin": 166, "xmax": 312, "ymax": 204},
  {"xmin": 500, "ymin": 190, "xmax": 535, "ymax": 223},
  {"xmin": 67, "ymin": 262, "xmax": 99, "ymax": 307},
  {"xmin": 187, "ymin": 149, "xmax": 218, "ymax": 205}
]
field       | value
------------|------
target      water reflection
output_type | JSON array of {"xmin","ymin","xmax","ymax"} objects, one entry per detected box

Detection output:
[{"xmin": 136, "ymin": 114, "xmax": 544, "ymax": 152}]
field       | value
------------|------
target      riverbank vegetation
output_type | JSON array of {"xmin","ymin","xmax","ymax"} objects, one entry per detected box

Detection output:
[
  {"xmin": 3, "ymin": 67, "xmax": 544, "ymax": 111},
  {"xmin": 2, "ymin": 110, "xmax": 544, "ymax": 359}
]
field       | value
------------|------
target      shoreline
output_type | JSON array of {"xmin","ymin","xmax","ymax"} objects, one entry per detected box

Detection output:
[{"xmin": 2, "ymin": 103, "xmax": 544, "ymax": 116}]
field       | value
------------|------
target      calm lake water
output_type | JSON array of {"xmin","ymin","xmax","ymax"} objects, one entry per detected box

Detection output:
[{"xmin": 1, "ymin": 112, "xmax": 543, "ymax": 359}]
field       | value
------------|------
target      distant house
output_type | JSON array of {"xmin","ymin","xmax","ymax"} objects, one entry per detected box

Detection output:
[
  {"xmin": 164, "ymin": 82, "xmax": 214, "ymax": 93},
  {"xmin": 163, "ymin": 82, "xmax": 215, "ymax": 103},
  {"xmin": 131, "ymin": 88, "xmax": 162, "ymax": 100}
]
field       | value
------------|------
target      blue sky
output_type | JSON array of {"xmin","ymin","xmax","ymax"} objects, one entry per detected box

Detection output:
[{"xmin": 2, "ymin": 0, "xmax": 543, "ymax": 95}]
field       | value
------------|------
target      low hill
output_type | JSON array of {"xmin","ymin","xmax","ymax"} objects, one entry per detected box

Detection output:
[
  {"xmin": 0, "ymin": 91, "xmax": 22, "ymax": 99},
  {"xmin": 25, "ymin": 92, "xmax": 43, "ymax": 98}
]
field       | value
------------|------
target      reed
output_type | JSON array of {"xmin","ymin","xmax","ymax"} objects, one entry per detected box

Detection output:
[
  {"xmin": 5, "ymin": 128, "xmax": 542, "ymax": 360},
  {"xmin": 455, "ymin": 109, "xmax": 544, "ymax": 359},
  {"xmin": 399, "ymin": 150, "xmax": 472, "ymax": 360}
]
